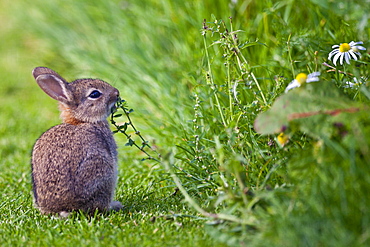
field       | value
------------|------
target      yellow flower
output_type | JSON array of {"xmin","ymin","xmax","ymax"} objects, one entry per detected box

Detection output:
[{"xmin": 277, "ymin": 132, "xmax": 289, "ymax": 147}]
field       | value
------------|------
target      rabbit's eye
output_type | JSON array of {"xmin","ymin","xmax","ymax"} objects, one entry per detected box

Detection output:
[{"xmin": 89, "ymin": 90, "xmax": 102, "ymax": 99}]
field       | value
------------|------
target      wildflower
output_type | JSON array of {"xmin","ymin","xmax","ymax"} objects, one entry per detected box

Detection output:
[
  {"xmin": 285, "ymin": 72, "xmax": 320, "ymax": 93},
  {"xmin": 328, "ymin": 41, "xmax": 366, "ymax": 66},
  {"xmin": 344, "ymin": 77, "xmax": 366, "ymax": 88},
  {"xmin": 277, "ymin": 132, "xmax": 289, "ymax": 147}
]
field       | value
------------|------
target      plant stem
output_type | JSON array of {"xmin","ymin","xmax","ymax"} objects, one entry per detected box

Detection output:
[
  {"xmin": 287, "ymin": 33, "xmax": 295, "ymax": 77},
  {"xmin": 164, "ymin": 158, "xmax": 253, "ymax": 225},
  {"xmin": 203, "ymin": 34, "xmax": 227, "ymax": 126},
  {"xmin": 110, "ymin": 99, "xmax": 161, "ymax": 162}
]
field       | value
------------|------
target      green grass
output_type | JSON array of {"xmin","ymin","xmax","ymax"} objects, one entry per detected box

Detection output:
[{"xmin": 1, "ymin": 0, "xmax": 370, "ymax": 246}]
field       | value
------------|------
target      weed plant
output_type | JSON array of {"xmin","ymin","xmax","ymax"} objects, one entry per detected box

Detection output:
[{"xmin": 1, "ymin": 0, "xmax": 370, "ymax": 246}]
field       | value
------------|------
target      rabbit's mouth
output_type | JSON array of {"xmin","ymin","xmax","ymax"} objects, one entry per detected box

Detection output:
[
  {"xmin": 109, "ymin": 90, "xmax": 120, "ymax": 113},
  {"xmin": 109, "ymin": 102, "xmax": 117, "ymax": 114}
]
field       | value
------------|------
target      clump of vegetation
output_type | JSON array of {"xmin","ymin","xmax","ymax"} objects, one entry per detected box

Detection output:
[
  {"xmin": 166, "ymin": 16, "xmax": 370, "ymax": 245},
  {"xmin": 110, "ymin": 15, "xmax": 370, "ymax": 246}
]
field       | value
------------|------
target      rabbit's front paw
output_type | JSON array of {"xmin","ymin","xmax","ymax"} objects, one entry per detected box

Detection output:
[{"xmin": 59, "ymin": 211, "xmax": 70, "ymax": 218}]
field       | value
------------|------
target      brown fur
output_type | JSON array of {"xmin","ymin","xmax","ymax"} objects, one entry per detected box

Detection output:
[
  {"xmin": 31, "ymin": 67, "xmax": 123, "ymax": 215},
  {"xmin": 58, "ymin": 104, "xmax": 84, "ymax": 125}
]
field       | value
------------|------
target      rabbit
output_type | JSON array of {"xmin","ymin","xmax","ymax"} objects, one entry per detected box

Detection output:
[{"xmin": 31, "ymin": 67, "xmax": 123, "ymax": 216}]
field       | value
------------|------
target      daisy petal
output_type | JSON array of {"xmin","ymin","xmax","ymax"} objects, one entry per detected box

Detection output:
[
  {"xmin": 306, "ymin": 72, "xmax": 320, "ymax": 83},
  {"xmin": 348, "ymin": 50, "xmax": 358, "ymax": 60},
  {"xmin": 328, "ymin": 50, "xmax": 339, "ymax": 59},
  {"xmin": 306, "ymin": 77, "xmax": 319, "ymax": 83},
  {"xmin": 355, "ymin": 52, "xmax": 362, "ymax": 56},
  {"xmin": 310, "ymin": 72, "xmax": 321, "ymax": 77},
  {"xmin": 285, "ymin": 80, "xmax": 300, "ymax": 93},
  {"xmin": 344, "ymin": 53, "xmax": 350, "ymax": 64},
  {"xmin": 333, "ymin": 52, "xmax": 342, "ymax": 66},
  {"xmin": 356, "ymin": 46, "xmax": 366, "ymax": 51},
  {"xmin": 340, "ymin": 53, "xmax": 345, "ymax": 65}
]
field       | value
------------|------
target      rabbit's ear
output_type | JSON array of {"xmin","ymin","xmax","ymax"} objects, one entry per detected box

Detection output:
[
  {"xmin": 32, "ymin": 67, "xmax": 66, "ymax": 81},
  {"xmin": 35, "ymin": 74, "xmax": 72, "ymax": 103}
]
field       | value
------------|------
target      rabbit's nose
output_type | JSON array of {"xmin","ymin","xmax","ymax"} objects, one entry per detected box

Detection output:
[{"xmin": 113, "ymin": 88, "xmax": 120, "ymax": 97}]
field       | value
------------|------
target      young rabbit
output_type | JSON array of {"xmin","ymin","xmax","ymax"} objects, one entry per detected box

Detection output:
[{"xmin": 31, "ymin": 67, "xmax": 123, "ymax": 216}]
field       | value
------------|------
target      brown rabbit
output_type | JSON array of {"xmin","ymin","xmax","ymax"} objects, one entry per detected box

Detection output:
[{"xmin": 31, "ymin": 67, "xmax": 123, "ymax": 216}]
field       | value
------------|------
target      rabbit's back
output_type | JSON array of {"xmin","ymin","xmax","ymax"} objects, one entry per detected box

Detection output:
[{"xmin": 32, "ymin": 121, "xmax": 118, "ymax": 214}]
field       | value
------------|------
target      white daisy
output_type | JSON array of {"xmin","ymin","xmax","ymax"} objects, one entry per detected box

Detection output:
[
  {"xmin": 328, "ymin": 41, "xmax": 366, "ymax": 66},
  {"xmin": 285, "ymin": 72, "xmax": 320, "ymax": 93},
  {"xmin": 344, "ymin": 77, "xmax": 366, "ymax": 88}
]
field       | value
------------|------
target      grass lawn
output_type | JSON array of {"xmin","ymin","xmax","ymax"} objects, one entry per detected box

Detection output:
[{"xmin": 1, "ymin": 0, "xmax": 369, "ymax": 246}]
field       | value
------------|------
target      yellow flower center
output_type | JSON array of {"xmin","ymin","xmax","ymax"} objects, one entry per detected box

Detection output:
[
  {"xmin": 295, "ymin": 73, "xmax": 307, "ymax": 85},
  {"xmin": 339, "ymin": 43, "xmax": 350, "ymax": 53},
  {"xmin": 277, "ymin": 133, "xmax": 289, "ymax": 147}
]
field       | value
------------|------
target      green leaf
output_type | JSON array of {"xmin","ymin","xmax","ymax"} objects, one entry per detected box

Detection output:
[
  {"xmin": 125, "ymin": 139, "xmax": 135, "ymax": 146},
  {"xmin": 254, "ymin": 81, "xmax": 364, "ymax": 136},
  {"xmin": 118, "ymin": 123, "xmax": 128, "ymax": 131}
]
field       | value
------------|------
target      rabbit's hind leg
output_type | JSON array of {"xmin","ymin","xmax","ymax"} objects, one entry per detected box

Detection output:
[{"xmin": 109, "ymin": 201, "xmax": 124, "ymax": 211}]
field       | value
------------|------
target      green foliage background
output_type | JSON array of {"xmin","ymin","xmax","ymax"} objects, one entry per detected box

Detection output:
[{"xmin": 0, "ymin": 0, "xmax": 369, "ymax": 246}]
